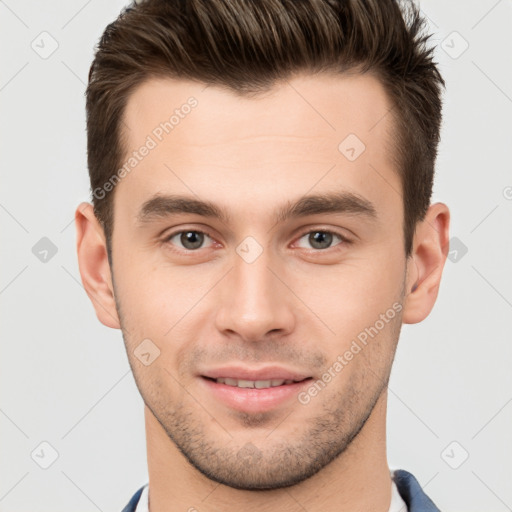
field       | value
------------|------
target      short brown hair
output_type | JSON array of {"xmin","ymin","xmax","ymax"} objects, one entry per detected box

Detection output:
[{"xmin": 86, "ymin": 0, "xmax": 445, "ymax": 261}]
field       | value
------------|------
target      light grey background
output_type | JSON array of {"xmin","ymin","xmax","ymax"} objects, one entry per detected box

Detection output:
[{"xmin": 1, "ymin": 0, "xmax": 511, "ymax": 511}]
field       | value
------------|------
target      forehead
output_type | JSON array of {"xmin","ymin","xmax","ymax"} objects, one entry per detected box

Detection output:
[
  {"xmin": 117, "ymin": 71, "xmax": 401, "ymax": 228},
  {"xmin": 122, "ymin": 71, "xmax": 394, "ymax": 149}
]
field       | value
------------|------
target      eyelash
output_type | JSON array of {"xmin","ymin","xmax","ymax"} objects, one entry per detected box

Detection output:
[{"xmin": 162, "ymin": 227, "xmax": 353, "ymax": 254}]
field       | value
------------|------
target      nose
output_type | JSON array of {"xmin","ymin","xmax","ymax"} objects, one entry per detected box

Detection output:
[{"xmin": 214, "ymin": 247, "xmax": 296, "ymax": 343}]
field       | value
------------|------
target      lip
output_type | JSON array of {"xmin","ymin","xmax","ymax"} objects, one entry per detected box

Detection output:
[
  {"xmin": 198, "ymin": 366, "xmax": 313, "ymax": 413},
  {"xmin": 199, "ymin": 365, "xmax": 311, "ymax": 382}
]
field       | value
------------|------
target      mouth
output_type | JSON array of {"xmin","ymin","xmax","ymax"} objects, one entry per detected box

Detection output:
[
  {"xmin": 198, "ymin": 372, "xmax": 314, "ymax": 413},
  {"xmin": 202, "ymin": 376, "xmax": 311, "ymax": 389}
]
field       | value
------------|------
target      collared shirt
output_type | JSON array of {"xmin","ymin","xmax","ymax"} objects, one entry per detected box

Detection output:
[{"xmin": 123, "ymin": 468, "xmax": 440, "ymax": 511}]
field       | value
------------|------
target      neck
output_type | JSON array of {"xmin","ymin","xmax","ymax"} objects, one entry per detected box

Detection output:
[{"xmin": 144, "ymin": 389, "xmax": 392, "ymax": 512}]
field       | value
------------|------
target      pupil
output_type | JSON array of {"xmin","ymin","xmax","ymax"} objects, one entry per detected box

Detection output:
[
  {"xmin": 310, "ymin": 231, "xmax": 332, "ymax": 249},
  {"xmin": 181, "ymin": 231, "xmax": 203, "ymax": 250}
]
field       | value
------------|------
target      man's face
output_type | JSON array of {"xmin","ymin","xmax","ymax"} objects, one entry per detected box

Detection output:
[{"xmin": 109, "ymin": 72, "xmax": 409, "ymax": 489}]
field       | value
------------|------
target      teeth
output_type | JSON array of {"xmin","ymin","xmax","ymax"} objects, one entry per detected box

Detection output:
[{"xmin": 214, "ymin": 378, "xmax": 295, "ymax": 388}]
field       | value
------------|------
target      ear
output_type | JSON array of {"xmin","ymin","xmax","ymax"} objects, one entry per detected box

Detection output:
[
  {"xmin": 402, "ymin": 202, "xmax": 450, "ymax": 324},
  {"xmin": 75, "ymin": 202, "xmax": 121, "ymax": 329}
]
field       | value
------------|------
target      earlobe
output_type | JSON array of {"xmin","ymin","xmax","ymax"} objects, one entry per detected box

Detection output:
[
  {"xmin": 402, "ymin": 202, "xmax": 451, "ymax": 325},
  {"xmin": 75, "ymin": 202, "xmax": 121, "ymax": 329}
]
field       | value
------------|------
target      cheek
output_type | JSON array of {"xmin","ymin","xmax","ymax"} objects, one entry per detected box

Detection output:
[
  {"xmin": 114, "ymin": 235, "xmax": 404, "ymax": 345},
  {"xmin": 113, "ymin": 260, "xmax": 216, "ymax": 356},
  {"xmin": 289, "ymin": 255, "xmax": 403, "ymax": 332}
]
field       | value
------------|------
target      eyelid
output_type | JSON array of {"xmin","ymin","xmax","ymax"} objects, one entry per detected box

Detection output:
[
  {"xmin": 162, "ymin": 225, "xmax": 353, "ymax": 254},
  {"xmin": 292, "ymin": 227, "xmax": 353, "ymax": 250},
  {"xmin": 162, "ymin": 227, "xmax": 217, "ymax": 251}
]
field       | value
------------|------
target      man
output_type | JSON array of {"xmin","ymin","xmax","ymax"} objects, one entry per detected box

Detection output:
[{"xmin": 75, "ymin": 0, "xmax": 450, "ymax": 510}]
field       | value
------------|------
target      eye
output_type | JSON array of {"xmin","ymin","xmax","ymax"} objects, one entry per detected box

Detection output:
[
  {"xmin": 164, "ymin": 230, "xmax": 214, "ymax": 251},
  {"xmin": 295, "ymin": 230, "xmax": 350, "ymax": 250},
  {"xmin": 162, "ymin": 227, "xmax": 351, "ymax": 254}
]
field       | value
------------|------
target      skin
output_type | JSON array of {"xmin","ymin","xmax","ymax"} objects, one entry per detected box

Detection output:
[{"xmin": 75, "ymin": 72, "xmax": 450, "ymax": 512}]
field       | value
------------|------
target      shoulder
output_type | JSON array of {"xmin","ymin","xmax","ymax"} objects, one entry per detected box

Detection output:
[
  {"xmin": 121, "ymin": 485, "xmax": 146, "ymax": 512},
  {"xmin": 392, "ymin": 469, "xmax": 441, "ymax": 512}
]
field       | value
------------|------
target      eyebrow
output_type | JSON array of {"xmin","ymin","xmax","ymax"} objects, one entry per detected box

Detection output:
[{"xmin": 136, "ymin": 191, "xmax": 378, "ymax": 226}]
